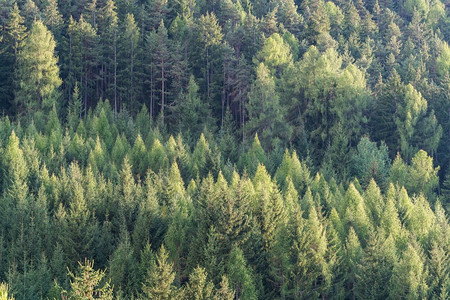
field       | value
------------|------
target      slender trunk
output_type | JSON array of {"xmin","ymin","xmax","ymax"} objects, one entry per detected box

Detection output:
[
  {"xmin": 161, "ymin": 58, "xmax": 165, "ymax": 126},
  {"xmin": 114, "ymin": 30, "xmax": 117, "ymax": 119},
  {"xmin": 84, "ymin": 45, "xmax": 88, "ymax": 118},
  {"xmin": 206, "ymin": 47, "xmax": 210, "ymax": 101},
  {"xmin": 69, "ymin": 33, "xmax": 72, "ymax": 104},
  {"xmin": 150, "ymin": 63, "xmax": 153, "ymax": 120},
  {"xmin": 130, "ymin": 40, "xmax": 134, "ymax": 104},
  {"xmin": 221, "ymin": 63, "xmax": 226, "ymax": 129}
]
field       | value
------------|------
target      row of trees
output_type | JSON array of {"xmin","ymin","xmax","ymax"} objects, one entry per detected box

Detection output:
[
  {"xmin": 0, "ymin": 103, "xmax": 448, "ymax": 298},
  {"xmin": 0, "ymin": 0, "xmax": 449, "ymax": 173}
]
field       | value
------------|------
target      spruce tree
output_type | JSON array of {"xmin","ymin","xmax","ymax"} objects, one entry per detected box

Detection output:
[
  {"xmin": 142, "ymin": 245, "xmax": 179, "ymax": 300},
  {"xmin": 67, "ymin": 259, "xmax": 114, "ymax": 299}
]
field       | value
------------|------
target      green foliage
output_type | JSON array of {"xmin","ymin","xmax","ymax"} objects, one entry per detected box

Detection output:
[
  {"xmin": 246, "ymin": 63, "xmax": 292, "ymax": 150},
  {"xmin": 66, "ymin": 259, "xmax": 113, "ymax": 299},
  {"xmin": 142, "ymin": 245, "xmax": 179, "ymax": 300},
  {"xmin": 15, "ymin": 20, "xmax": 62, "ymax": 116},
  {"xmin": 227, "ymin": 247, "xmax": 257, "ymax": 300},
  {"xmin": 0, "ymin": 1, "xmax": 449, "ymax": 299},
  {"xmin": 352, "ymin": 137, "xmax": 391, "ymax": 189}
]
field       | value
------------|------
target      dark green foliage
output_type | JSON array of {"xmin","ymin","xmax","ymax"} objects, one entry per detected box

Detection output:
[{"xmin": 0, "ymin": 1, "xmax": 449, "ymax": 299}]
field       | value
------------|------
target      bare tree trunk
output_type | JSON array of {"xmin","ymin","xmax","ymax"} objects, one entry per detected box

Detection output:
[{"xmin": 114, "ymin": 30, "xmax": 117, "ymax": 119}]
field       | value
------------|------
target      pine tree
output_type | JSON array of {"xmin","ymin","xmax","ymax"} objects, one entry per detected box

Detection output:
[
  {"xmin": 43, "ymin": 0, "xmax": 63, "ymax": 36},
  {"xmin": 214, "ymin": 276, "xmax": 235, "ymax": 300},
  {"xmin": 154, "ymin": 20, "xmax": 170, "ymax": 126},
  {"xmin": 15, "ymin": 20, "xmax": 62, "ymax": 115},
  {"xmin": 7, "ymin": 3, "xmax": 26, "ymax": 64},
  {"xmin": 98, "ymin": 0, "xmax": 119, "ymax": 115},
  {"xmin": 66, "ymin": 15, "xmax": 98, "ymax": 118},
  {"xmin": 428, "ymin": 242, "xmax": 450, "ymax": 299},
  {"xmin": 174, "ymin": 75, "xmax": 213, "ymax": 142},
  {"xmin": 238, "ymin": 134, "xmax": 267, "ymax": 176},
  {"xmin": 196, "ymin": 12, "xmax": 223, "ymax": 102},
  {"xmin": 22, "ymin": 0, "xmax": 40, "ymax": 28},
  {"xmin": 246, "ymin": 63, "xmax": 292, "ymax": 150},
  {"xmin": 118, "ymin": 13, "xmax": 140, "ymax": 112},
  {"xmin": 67, "ymin": 82, "xmax": 83, "ymax": 131},
  {"xmin": 355, "ymin": 234, "xmax": 397, "ymax": 299}
]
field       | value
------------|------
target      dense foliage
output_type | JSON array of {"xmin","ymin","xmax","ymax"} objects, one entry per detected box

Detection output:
[{"xmin": 0, "ymin": 0, "xmax": 449, "ymax": 298}]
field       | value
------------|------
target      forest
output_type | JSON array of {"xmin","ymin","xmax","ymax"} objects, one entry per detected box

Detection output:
[{"xmin": 0, "ymin": 0, "xmax": 449, "ymax": 298}]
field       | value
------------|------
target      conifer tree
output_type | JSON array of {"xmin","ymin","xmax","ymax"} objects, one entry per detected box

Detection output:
[
  {"xmin": 142, "ymin": 245, "xmax": 179, "ymax": 300},
  {"xmin": 67, "ymin": 259, "xmax": 114, "ymax": 299},
  {"xmin": 175, "ymin": 75, "xmax": 213, "ymax": 142},
  {"xmin": 152, "ymin": 20, "xmax": 170, "ymax": 126},
  {"xmin": 196, "ymin": 12, "xmax": 223, "ymax": 102},
  {"xmin": 246, "ymin": 63, "xmax": 291, "ymax": 150},
  {"xmin": 7, "ymin": 3, "xmax": 26, "ymax": 64},
  {"xmin": 184, "ymin": 266, "xmax": 214, "ymax": 300},
  {"xmin": 389, "ymin": 243, "xmax": 429, "ymax": 299},
  {"xmin": 355, "ymin": 234, "xmax": 397, "ymax": 299},
  {"xmin": 214, "ymin": 276, "xmax": 235, "ymax": 300},
  {"xmin": 15, "ymin": 20, "xmax": 62, "ymax": 115},
  {"xmin": 118, "ymin": 13, "xmax": 140, "ymax": 112},
  {"xmin": 43, "ymin": 0, "xmax": 63, "ymax": 36},
  {"xmin": 226, "ymin": 247, "xmax": 258, "ymax": 300}
]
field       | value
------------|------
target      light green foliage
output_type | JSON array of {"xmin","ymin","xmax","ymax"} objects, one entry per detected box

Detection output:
[
  {"xmin": 227, "ymin": 247, "xmax": 257, "ymax": 300},
  {"xmin": 67, "ymin": 259, "xmax": 113, "ymax": 299},
  {"xmin": 15, "ymin": 20, "xmax": 62, "ymax": 115},
  {"xmin": 390, "ymin": 150, "xmax": 439, "ymax": 200},
  {"xmin": 239, "ymin": 134, "xmax": 267, "ymax": 176},
  {"xmin": 0, "ymin": 1, "xmax": 448, "ymax": 299},
  {"xmin": 275, "ymin": 149, "xmax": 311, "ymax": 195},
  {"xmin": 436, "ymin": 42, "xmax": 450, "ymax": 79},
  {"xmin": 142, "ymin": 245, "xmax": 178, "ymax": 300},
  {"xmin": 355, "ymin": 234, "xmax": 397, "ymax": 299},
  {"xmin": 343, "ymin": 183, "xmax": 372, "ymax": 243},
  {"xmin": 298, "ymin": 46, "xmax": 369, "ymax": 160},
  {"xmin": 255, "ymin": 33, "xmax": 293, "ymax": 74},
  {"xmin": 246, "ymin": 63, "xmax": 292, "ymax": 150},
  {"xmin": 0, "ymin": 283, "xmax": 14, "ymax": 300},
  {"xmin": 407, "ymin": 150, "xmax": 439, "ymax": 198},
  {"xmin": 184, "ymin": 266, "xmax": 214, "ymax": 300},
  {"xmin": 395, "ymin": 84, "xmax": 428, "ymax": 159},
  {"xmin": 389, "ymin": 243, "xmax": 429, "ymax": 299}
]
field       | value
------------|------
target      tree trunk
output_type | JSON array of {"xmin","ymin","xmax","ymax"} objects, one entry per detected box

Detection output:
[
  {"xmin": 161, "ymin": 58, "xmax": 165, "ymax": 126},
  {"xmin": 114, "ymin": 30, "xmax": 117, "ymax": 119}
]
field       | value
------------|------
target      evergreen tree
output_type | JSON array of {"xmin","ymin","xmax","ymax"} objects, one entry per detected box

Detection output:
[
  {"xmin": 226, "ymin": 247, "xmax": 257, "ymax": 300},
  {"xmin": 66, "ymin": 259, "xmax": 114, "ymax": 299},
  {"xmin": 118, "ymin": 13, "xmax": 140, "ymax": 112},
  {"xmin": 246, "ymin": 63, "xmax": 292, "ymax": 150},
  {"xmin": 184, "ymin": 266, "xmax": 214, "ymax": 300},
  {"xmin": 389, "ymin": 243, "xmax": 429, "ymax": 299},
  {"xmin": 15, "ymin": 20, "xmax": 62, "ymax": 116},
  {"xmin": 142, "ymin": 245, "xmax": 179, "ymax": 300},
  {"xmin": 43, "ymin": 0, "xmax": 63, "ymax": 36}
]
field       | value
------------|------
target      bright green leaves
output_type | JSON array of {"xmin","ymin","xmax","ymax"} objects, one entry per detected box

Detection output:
[{"xmin": 255, "ymin": 33, "xmax": 293, "ymax": 74}]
